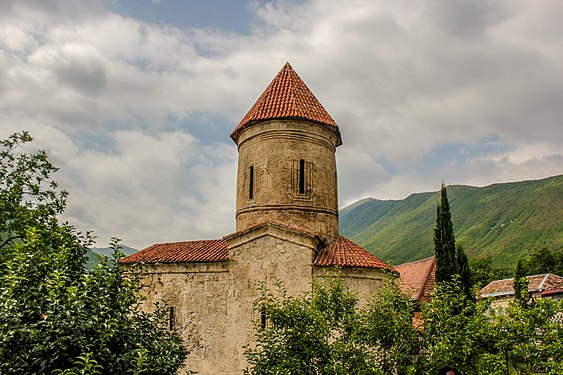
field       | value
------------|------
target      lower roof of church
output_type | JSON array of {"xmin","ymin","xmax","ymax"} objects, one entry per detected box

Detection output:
[{"xmin": 120, "ymin": 222, "xmax": 392, "ymax": 271}]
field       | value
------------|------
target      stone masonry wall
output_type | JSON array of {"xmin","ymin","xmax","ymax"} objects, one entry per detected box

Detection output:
[
  {"xmin": 235, "ymin": 120, "xmax": 340, "ymax": 240},
  {"xmin": 138, "ymin": 235, "xmax": 390, "ymax": 375},
  {"xmin": 224, "ymin": 227, "xmax": 319, "ymax": 374},
  {"xmin": 313, "ymin": 266, "xmax": 388, "ymax": 307},
  {"xmin": 139, "ymin": 262, "xmax": 230, "ymax": 375}
]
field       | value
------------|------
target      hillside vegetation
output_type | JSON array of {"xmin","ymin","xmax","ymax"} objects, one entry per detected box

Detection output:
[
  {"xmin": 340, "ymin": 175, "xmax": 563, "ymax": 268},
  {"xmin": 85, "ymin": 245, "xmax": 137, "ymax": 269}
]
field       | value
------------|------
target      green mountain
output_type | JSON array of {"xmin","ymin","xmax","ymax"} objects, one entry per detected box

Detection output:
[
  {"xmin": 340, "ymin": 175, "xmax": 563, "ymax": 269},
  {"xmin": 85, "ymin": 245, "xmax": 137, "ymax": 269},
  {"xmin": 91, "ymin": 245, "xmax": 138, "ymax": 257}
]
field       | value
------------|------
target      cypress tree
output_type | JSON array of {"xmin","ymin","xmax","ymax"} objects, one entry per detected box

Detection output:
[
  {"xmin": 456, "ymin": 242, "xmax": 472, "ymax": 299},
  {"xmin": 434, "ymin": 183, "xmax": 457, "ymax": 283},
  {"xmin": 513, "ymin": 259, "xmax": 530, "ymax": 307},
  {"xmin": 434, "ymin": 183, "xmax": 473, "ymax": 297}
]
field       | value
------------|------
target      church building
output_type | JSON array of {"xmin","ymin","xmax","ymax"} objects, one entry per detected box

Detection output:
[{"xmin": 121, "ymin": 63, "xmax": 393, "ymax": 375}]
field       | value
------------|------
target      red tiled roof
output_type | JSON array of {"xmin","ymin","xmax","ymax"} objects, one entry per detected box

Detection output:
[
  {"xmin": 232, "ymin": 63, "xmax": 338, "ymax": 138},
  {"xmin": 313, "ymin": 236, "xmax": 393, "ymax": 270},
  {"xmin": 395, "ymin": 256, "xmax": 436, "ymax": 301},
  {"xmin": 480, "ymin": 273, "xmax": 563, "ymax": 298},
  {"xmin": 119, "ymin": 239, "xmax": 228, "ymax": 264}
]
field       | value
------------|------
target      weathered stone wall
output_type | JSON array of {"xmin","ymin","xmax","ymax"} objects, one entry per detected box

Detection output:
[
  {"xmin": 313, "ymin": 266, "xmax": 389, "ymax": 307},
  {"xmin": 224, "ymin": 225, "xmax": 320, "ymax": 373},
  {"xmin": 138, "ymin": 243, "xmax": 391, "ymax": 375},
  {"xmin": 138, "ymin": 262, "xmax": 230, "ymax": 375},
  {"xmin": 234, "ymin": 120, "xmax": 340, "ymax": 240}
]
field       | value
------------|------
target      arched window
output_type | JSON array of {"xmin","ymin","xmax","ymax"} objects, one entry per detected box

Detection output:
[
  {"xmin": 249, "ymin": 166, "xmax": 254, "ymax": 199},
  {"xmin": 298, "ymin": 159, "xmax": 305, "ymax": 194}
]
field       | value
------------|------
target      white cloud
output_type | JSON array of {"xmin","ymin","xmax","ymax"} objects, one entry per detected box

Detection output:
[
  {"xmin": 7, "ymin": 125, "xmax": 235, "ymax": 248},
  {"xmin": 1, "ymin": 0, "xmax": 562, "ymax": 247}
]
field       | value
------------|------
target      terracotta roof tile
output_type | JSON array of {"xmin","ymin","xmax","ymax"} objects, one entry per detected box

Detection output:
[
  {"xmin": 395, "ymin": 256, "xmax": 436, "ymax": 301},
  {"xmin": 313, "ymin": 236, "xmax": 393, "ymax": 270},
  {"xmin": 119, "ymin": 239, "xmax": 228, "ymax": 264},
  {"xmin": 480, "ymin": 273, "xmax": 563, "ymax": 298},
  {"xmin": 232, "ymin": 63, "xmax": 338, "ymax": 138}
]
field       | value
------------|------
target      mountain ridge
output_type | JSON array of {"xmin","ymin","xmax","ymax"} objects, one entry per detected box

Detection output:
[{"xmin": 340, "ymin": 175, "xmax": 563, "ymax": 268}]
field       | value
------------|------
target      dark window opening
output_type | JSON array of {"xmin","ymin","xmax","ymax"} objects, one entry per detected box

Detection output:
[
  {"xmin": 169, "ymin": 306, "xmax": 175, "ymax": 331},
  {"xmin": 249, "ymin": 166, "xmax": 254, "ymax": 200},
  {"xmin": 298, "ymin": 159, "xmax": 305, "ymax": 194},
  {"xmin": 260, "ymin": 310, "xmax": 267, "ymax": 329}
]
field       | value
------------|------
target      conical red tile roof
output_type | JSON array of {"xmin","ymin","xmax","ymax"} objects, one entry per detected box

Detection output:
[{"xmin": 232, "ymin": 63, "xmax": 338, "ymax": 139}]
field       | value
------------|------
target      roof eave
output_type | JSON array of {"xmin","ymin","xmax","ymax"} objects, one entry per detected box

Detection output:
[{"xmin": 230, "ymin": 117, "xmax": 342, "ymax": 146}]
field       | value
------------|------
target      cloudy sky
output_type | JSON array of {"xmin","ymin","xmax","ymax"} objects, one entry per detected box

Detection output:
[{"xmin": 1, "ymin": 0, "xmax": 562, "ymax": 249}]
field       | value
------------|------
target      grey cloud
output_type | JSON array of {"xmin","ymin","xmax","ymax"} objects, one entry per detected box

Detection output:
[
  {"xmin": 424, "ymin": 0, "xmax": 511, "ymax": 39},
  {"xmin": 337, "ymin": 148, "xmax": 392, "ymax": 206},
  {"xmin": 2, "ymin": 0, "xmax": 562, "ymax": 246},
  {"xmin": 54, "ymin": 57, "xmax": 107, "ymax": 96}
]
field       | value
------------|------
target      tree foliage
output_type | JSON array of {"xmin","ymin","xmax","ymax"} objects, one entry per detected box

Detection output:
[
  {"xmin": 246, "ymin": 275, "xmax": 563, "ymax": 375},
  {"xmin": 0, "ymin": 132, "xmax": 187, "ymax": 374},
  {"xmin": 519, "ymin": 246, "xmax": 563, "ymax": 277},
  {"xmin": 513, "ymin": 259, "xmax": 530, "ymax": 308},
  {"xmin": 423, "ymin": 279, "xmax": 562, "ymax": 375},
  {"xmin": 434, "ymin": 183, "xmax": 457, "ymax": 284},
  {"xmin": 434, "ymin": 183, "xmax": 472, "ymax": 297},
  {"xmin": 469, "ymin": 254, "xmax": 510, "ymax": 288},
  {"xmin": 244, "ymin": 275, "xmax": 423, "ymax": 375}
]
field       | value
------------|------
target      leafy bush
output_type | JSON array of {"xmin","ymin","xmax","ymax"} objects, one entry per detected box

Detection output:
[
  {"xmin": 246, "ymin": 274, "xmax": 562, "ymax": 375},
  {"xmin": 0, "ymin": 132, "xmax": 187, "ymax": 374}
]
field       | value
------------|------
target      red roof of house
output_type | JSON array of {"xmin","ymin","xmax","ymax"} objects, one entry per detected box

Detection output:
[
  {"xmin": 119, "ymin": 239, "xmax": 228, "ymax": 264},
  {"xmin": 231, "ymin": 63, "xmax": 338, "ymax": 139},
  {"xmin": 480, "ymin": 273, "xmax": 563, "ymax": 298},
  {"xmin": 313, "ymin": 236, "xmax": 393, "ymax": 270},
  {"xmin": 394, "ymin": 256, "xmax": 436, "ymax": 301}
]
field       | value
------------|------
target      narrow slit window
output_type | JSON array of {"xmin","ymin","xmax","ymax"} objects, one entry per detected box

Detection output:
[
  {"xmin": 249, "ymin": 166, "xmax": 254, "ymax": 200},
  {"xmin": 298, "ymin": 159, "xmax": 305, "ymax": 194},
  {"xmin": 260, "ymin": 310, "xmax": 267, "ymax": 329},
  {"xmin": 169, "ymin": 306, "xmax": 175, "ymax": 331}
]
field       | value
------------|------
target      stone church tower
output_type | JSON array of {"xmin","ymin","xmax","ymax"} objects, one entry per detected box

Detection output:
[
  {"xmin": 122, "ymin": 63, "xmax": 393, "ymax": 375},
  {"xmin": 232, "ymin": 62, "xmax": 340, "ymax": 240}
]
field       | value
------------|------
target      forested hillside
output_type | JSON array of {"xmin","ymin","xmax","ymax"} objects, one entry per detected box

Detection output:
[{"xmin": 340, "ymin": 175, "xmax": 563, "ymax": 268}]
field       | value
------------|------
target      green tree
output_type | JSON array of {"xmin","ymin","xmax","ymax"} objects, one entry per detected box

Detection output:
[
  {"xmin": 487, "ymin": 296, "xmax": 563, "ymax": 375},
  {"xmin": 356, "ymin": 281, "xmax": 424, "ymax": 374},
  {"xmin": 513, "ymin": 259, "xmax": 530, "ymax": 308},
  {"xmin": 423, "ymin": 278, "xmax": 563, "ymax": 375},
  {"xmin": 519, "ymin": 246, "xmax": 563, "ymax": 276},
  {"xmin": 0, "ymin": 132, "xmax": 187, "ymax": 374},
  {"xmin": 434, "ymin": 183, "xmax": 457, "ymax": 283},
  {"xmin": 0, "ymin": 131, "xmax": 66, "ymax": 261},
  {"xmin": 422, "ymin": 279, "xmax": 496, "ymax": 374},
  {"xmin": 469, "ymin": 255, "xmax": 510, "ymax": 288},
  {"xmin": 434, "ymin": 183, "xmax": 472, "ymax": 297},
  {"xmin": 456, "ymin": 242, "xmax": 472, "ymax": 299},
  {"xmin": 244, "ymin": 275, "xmax": 422, "ymax": 375},
  {"xmin": 244, "ymin": 272, "xmax": 562, "ymax": 375}
]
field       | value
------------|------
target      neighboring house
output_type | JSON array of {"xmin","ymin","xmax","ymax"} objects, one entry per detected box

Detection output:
[
  {"xmin": 480, "ymin": 273, "xmax": 563, "ymax": 308},
  {"xmin": 394, "ymin": 256, "xmax": 436, "ymax": 327},
  {"xmin": 395, "ymin": 256, "xmax": 436, "ymax": 303},
  {"xmin": 121, "ymin": 63, "xmax": 393, "ymax": 375}
]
